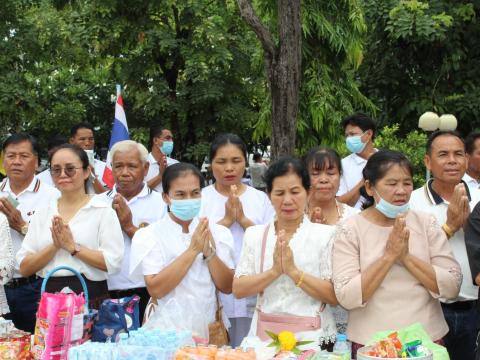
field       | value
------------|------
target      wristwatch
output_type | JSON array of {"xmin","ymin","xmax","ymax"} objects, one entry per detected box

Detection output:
[
  {"xmin": 20, "ymin": 223, "xmax": 29, "ymax": 236},
  {"xmin": 71, "ymin": 243, "xmax": 81, "ymax": 257}
]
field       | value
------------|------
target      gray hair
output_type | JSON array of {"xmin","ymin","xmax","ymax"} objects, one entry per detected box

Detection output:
[{"xmin": 110, "ymin": 140, "xmax": 149, "ymax": 164}]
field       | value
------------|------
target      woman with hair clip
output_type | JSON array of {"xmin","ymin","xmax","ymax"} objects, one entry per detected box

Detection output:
[{"xmin": 332, "ymin": 150, "xmax": 461, "ymax": 358}]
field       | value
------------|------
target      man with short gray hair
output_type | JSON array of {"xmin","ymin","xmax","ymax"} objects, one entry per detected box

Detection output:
[{"xmin": 95, "ymin": 140, "xmax": 167, "ymax": 320}]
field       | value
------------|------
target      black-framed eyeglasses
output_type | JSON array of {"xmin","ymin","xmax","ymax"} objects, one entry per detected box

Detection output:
[{"xmin": 50, "ymin": 165, "xmax": 83, "ymax": 178}]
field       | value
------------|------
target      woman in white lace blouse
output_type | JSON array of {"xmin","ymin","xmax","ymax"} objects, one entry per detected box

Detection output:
[
  {"xmin": 233, "ymin": 157, "xmax": 338, "ymax": 349},
  {"xmin": 0, "ymin": 212, "xmax": 14, "ymax": 315}
]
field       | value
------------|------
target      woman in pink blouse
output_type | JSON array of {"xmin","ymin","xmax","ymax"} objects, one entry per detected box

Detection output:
[{"xmin": 332, "ymin": 150, "xmax": 461, "ymax": 358}]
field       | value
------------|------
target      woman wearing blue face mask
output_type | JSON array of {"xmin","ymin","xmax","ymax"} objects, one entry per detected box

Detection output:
[
  {"xmin": 332, "ymin": 150, "xmax": 461, "ymax": 359},
  {"xmin": 129, "ymin": 163, "xmax": 235, "ymax": 329}
]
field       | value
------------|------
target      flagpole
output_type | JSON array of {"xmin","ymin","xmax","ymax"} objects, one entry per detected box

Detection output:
[{"xmin": 116, "ymin": 84, "xmax": 121, "ymax": 96}]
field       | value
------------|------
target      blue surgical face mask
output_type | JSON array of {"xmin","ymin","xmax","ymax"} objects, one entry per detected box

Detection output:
[
  {"xmin": 160, "ymin": 141, "xmax": 174, "ymax": 156},
  {"xmin": 346, "ymin": 132, "xmax": 367, "ymax": 154},
  {"xmin": 170, "ymin": 198, "xmax": 201, "ymax": 221},
  {"xmin": 374, "ymin": 189, "xmax": 409, "ymax": 219}
]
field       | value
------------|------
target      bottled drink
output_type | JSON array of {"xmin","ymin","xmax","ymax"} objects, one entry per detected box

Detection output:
[{"xmin": 333, "ymin": 333, "xmax": 351, "ymax": 360}]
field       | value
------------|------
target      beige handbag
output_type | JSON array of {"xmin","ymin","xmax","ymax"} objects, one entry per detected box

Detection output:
[{"xmin": 208, "ymin": 292, "xmax": 229, "ymax": 346}]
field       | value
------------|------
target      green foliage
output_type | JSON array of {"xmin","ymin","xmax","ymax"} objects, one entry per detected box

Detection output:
[
  {"xmin": 359, "ymin": 0, "xmax": 480, "ymax": 136},
  {"xmin": 0, "ymin": 0, "xmax": 264, "ymax": 160},
  {"xmin": 249, "ymin": 0, "xmax": 377, "ymax": 152},
  {"xmin": 374, "ymin": 124, "xmax": 428, "ymax": 187}
]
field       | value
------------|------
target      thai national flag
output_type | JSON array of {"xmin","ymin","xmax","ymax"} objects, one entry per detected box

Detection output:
[{"xmin": 102, "ymin": 85, "xmax": 129, "ymax": 189}]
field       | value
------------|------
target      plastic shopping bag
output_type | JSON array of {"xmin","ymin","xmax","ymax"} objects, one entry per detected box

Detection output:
[
  {"xmin": 32, "ymin": 266, "xmax": 94, "ymax": 360},
  {"xmin": 143, "ymin": 296, "xmax": 209, "ymax": 344}
]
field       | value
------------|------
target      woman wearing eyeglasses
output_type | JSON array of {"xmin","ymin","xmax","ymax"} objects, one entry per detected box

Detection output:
[{"xmin": 17, "ymin": 144, "xmax": 124, "ymax": 308}]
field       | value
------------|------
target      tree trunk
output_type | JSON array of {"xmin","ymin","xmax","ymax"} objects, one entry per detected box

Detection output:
[{"xmin": 237, "ymin": 0, "xmax": 301, "ymax": 161}]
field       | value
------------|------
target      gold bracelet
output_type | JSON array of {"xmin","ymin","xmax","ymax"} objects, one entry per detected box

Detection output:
[
  {"xmin": 442, "ymin": 223, "xmax": 454, "ymax": 239},
  {"xmin": 295, "ymin": 271, "xmax": 305, "ymax": 287}
]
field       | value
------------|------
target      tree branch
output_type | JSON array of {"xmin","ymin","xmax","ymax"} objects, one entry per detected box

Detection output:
[{"xmin": 237, "ymin": 0, "xmax": 276, "ymax": 57}]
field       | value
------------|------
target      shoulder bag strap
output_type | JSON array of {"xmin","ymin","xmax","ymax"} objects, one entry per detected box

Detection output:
[
  {"xmin": 215, "ymin": 290, "xmax": 222, "ymax": 322},
  {"xmin": 258, "ymin": 224, "xmax": 271, "ymax": 307}
]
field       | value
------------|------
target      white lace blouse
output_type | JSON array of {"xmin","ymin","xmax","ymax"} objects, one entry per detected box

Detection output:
[
  {"xmin": 0, "ymin": 213, "xmax": 14, "ymax": 315},
  {"xmin": 235, "ymin": 216, "xmax": 337, "ymax": 345}
]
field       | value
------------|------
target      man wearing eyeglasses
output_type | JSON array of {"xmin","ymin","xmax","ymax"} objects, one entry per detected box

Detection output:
[
  {"xmin": 337, "ymin": 113, "xmax": 377, "ymax": 209},
  {"xmin": 0, "ymin": 133, "xmax": 59, "ymax": 333},
  {"xmin": 144, "ymin": 124, "xmax": 178, "ymax": 192},
  {"xmin": 69, "ymin": 122, "xmax": 107, "ymax": 194},
  {"xmin": 95, "ymin": 140, "xmax": 167, "ymax": 320}
]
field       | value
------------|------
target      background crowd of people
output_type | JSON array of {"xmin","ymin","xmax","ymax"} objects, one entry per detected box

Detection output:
[{"xmin": 0, "ymin": 113, "xmax": 479, "ymax": 359}]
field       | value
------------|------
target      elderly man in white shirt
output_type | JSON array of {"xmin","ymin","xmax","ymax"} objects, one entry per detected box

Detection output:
[
  {"xmin": 144, "ymin": 124, "xmax": 179, "ymax": 192},
  {"xmin": 463, "ymin": 132, "xmax": 480, "ymax": 191},
  {"xmin": 96, "ymin": 140, "xmax": 167, "ymax": 320},
  {"xmin": 336, "ymin": 113, "xmax": 377, "ymax": 209},
  {"xmin": 409, "ymin": 130, "xmax": 479, "ymax": 360},
  {"xmin": 69, "ymin": 122, "xmax": 108, "ymax": 194},
  {"xmin": 0, "ymin": 133, "xmax": 60, "ymax": 333}
]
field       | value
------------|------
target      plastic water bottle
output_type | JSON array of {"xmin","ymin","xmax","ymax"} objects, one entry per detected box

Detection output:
[{"xmin": 333, "ymin": 333, "xmax": 351, "ymax": 360}]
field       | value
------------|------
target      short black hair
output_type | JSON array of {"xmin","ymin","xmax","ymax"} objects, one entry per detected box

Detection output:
[
  {"xmin": 361, "ymin": 150, "xmax": 413, "ymax": 209},
  {"xmin": 253, "ymin": 153, "xmax": 262, "ymax": 162},
  {"xmin": 264, "ymin": 156, "xmax": 310, "ymax": 194},
  {"xmin": 70, "ymin": 122, "xmax": 94, "ymax": 137},
  {"xmin": 426, "ymin": 130, "xmax": 464, "ymax": 155},
  {"xmin": 162, "ymin": 162, "xmax": 205, "ymax": 194},
  {"xmin": 341, "ymin": 112, "xmax": 376, "ymax": 139},
  {"xmin": 148, "ymin": 124, "xmax": 170, "ymax": 150},
  {"xmin": 3, "ymin": 133, "xmax": 40, "ymax": 156},
  {"xmin": 465, "ymin": 132, "xmax": 480, "ymax": 155},
  {"xmin": 303, "ymin": 147, "xmax": 342, "ymax": 175},
  {"xmin": 209, "ymin": 133, "xmax": 247, "ymax": 163},
  {"xmin": 47, "ymin": 134, "xmax": 68, "ymax": 151}
]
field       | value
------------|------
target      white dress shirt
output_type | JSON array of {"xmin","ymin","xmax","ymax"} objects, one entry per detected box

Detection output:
[
  {"xmin": 409, "ymin": 179, "xmax": 480, "ymax": 301},
  {"xmin": 0, "ymin": 177, "xmax": 60, "ymax": 278},
  {"xmin": 132, "ymin": 215, "xmax": 235, "ymax": 325},
  {"xmin": 463, "ymin": 172, "xmax": 480, "ymax": 191},
  {"xmin": 17, "ymin": 196, "xmax": 124, "ymax": 281},
  {"xmin": 0, "ymin": 213, "xmax": 14, "ymax": 315},
  {"xmin": 337, "ymin": 153, "xmax": 370, "ymax": 209},
  {"xmin": 95, "ymin": 184, "xmax": 167, "ymax": 290},
  {"xmin": 200, "ymin": 185, "xmax": 275, "ymax": 319},
  {"xmin": 144, "ymin": 153, "xmax": 179, "ymax": 193}
]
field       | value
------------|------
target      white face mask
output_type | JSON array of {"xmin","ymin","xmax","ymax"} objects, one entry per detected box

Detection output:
[{"xmin": 374, "ymin": 189, "xmax": 409, "ymax": 218}]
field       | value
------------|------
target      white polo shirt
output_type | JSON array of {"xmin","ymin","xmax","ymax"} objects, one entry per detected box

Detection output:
[
  {"xmin": 337, "ymin": 153, "xmax": 368, "ymax": 209},
  {"xmin": 95, "ymin": 184, "xmax": 167, "ymax": 290},
  {"xmin": 0, "ymin": 177, "xmax": 60, "ymax": 278},
  {"xmin": 144, "ymin": 153, "xmax": 179, "ymax": 192},
  {"xmin": 36, "ymin": 169, "xmax": 54, "ymax": 186},
  {"xmin": 463, "ymin": 172, "xmax": 480, "ymax": 191},
  {"xmin": 409, "ymin": 179, "xmax": 480, "ymax": 302}
]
